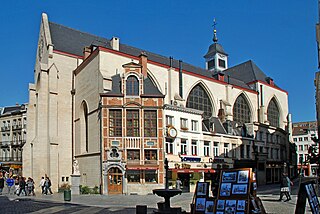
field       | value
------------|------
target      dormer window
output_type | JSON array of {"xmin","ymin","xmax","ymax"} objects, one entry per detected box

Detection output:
[
  {"xmin": 126, "ymin": 75, "xmax": 139, "ymax": 96},
  {"xmin": 218, "ymin": 59, "xmax": 226, "ymax": 68}
]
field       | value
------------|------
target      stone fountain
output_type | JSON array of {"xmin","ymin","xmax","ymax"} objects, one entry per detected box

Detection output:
[{"xmin": 152, "ymin": 158, "xmax": 184, "ymax": 214}]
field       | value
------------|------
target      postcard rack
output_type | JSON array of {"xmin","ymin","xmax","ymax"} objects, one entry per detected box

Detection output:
[{"xmin": 191, "ymin": 168, "xmax": 265, "ymax": 214}]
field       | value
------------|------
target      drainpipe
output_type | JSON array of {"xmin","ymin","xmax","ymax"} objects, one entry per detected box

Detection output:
[
  {"xmin": 71, "ymin": 70, "xmax": 75, "ymax": 174},
  {"xmin": 179, "ymin": 60, "xmax": 183, "ymax": 98},
  {"xmin": 99, "ymin": 98, "xmax": 103, "ymax": 194}
]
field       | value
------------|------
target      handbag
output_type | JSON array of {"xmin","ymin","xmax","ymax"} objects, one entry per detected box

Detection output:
[{"xmin": 281, "ymin": 187, "xmax": 289, "ymax": 192}]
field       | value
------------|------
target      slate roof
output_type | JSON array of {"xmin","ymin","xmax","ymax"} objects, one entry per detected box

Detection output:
[
  {"xmin": 105, "ymin": 74, "xmax": 164, "ymax": 97},
  {"xmin": 1, "ymin": 105, "xmax": 26, "ymax": 116},
  {"xmin": 292, "ymin": 121, "xmax": 317, "ymax": 136},
  {"xmin": 204, "ymin": 43, "xmax": 228, "ymax": 58},
  {"xmin": 48, "ymin": 22, "xmax": 275, "ymax": 91},
  {"xmin": 223, "ymin": 60, "xmax": 272, "ymax": 85}
]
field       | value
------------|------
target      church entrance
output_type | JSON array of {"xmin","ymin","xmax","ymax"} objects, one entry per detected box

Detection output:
[{"xmin": 107, "ymin": 167, "xmax": 123, "ymax": 195}]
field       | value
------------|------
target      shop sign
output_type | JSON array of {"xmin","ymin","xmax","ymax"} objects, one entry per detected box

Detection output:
[{"xmin": 181, "ymin": 157, "xmax": 201, "ymax": 162}]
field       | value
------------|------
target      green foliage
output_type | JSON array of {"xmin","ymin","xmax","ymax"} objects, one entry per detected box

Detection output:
[{"xmin": 80, "ymin": 185, "xmax": 100, "ymax": 194}]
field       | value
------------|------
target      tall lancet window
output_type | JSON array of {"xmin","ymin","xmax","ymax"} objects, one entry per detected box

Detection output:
[
  {"xmin": 186, "ymin": 84, "xmax": 213, "ymax": 119},
  {"xmin": 267, "ymin": 98, "xmax": 280, "ymax": 127},
  {"xmin": 233, "ymin": 94, "xmax": 251, "ymax": 124},
  {"xmin": 80, "ymin": 101, "xmax": 89, "ymax": 152},
  {"xmin": 126, "ymin": 76, "xmax": 139, "ymax": 96}
]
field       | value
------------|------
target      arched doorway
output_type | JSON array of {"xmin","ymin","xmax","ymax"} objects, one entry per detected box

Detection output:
[{"xmin": 108, "ymin": 167, "xmax": 123, "ymax": 194}]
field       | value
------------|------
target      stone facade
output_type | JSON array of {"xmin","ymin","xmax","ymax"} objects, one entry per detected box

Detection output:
[
  {"xmin": 24, "ymin": 13, "xmax": 295, "ymax": 194},
  {"xmin": 0, "ymin": 104, "xmax": 27, "ymax": 175}
]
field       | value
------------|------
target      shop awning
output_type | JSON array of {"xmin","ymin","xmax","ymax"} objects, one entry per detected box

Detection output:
[
  {"xmin": 126, "ymin": 166, "xmax": 158, "ymax": 170},
  {"xmin": 170, "ymin": 168, "xmax": 215, "ymax": 173}
]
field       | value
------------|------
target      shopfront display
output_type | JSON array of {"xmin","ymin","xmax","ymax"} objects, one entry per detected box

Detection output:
[{"xmin": 190, "ymin": 168, "xmax": 265, "ymax": 214}]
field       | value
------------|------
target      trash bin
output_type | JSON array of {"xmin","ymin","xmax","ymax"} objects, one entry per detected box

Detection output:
[
  {"xmin": 136, "ymin": 205, "xmax": 147, "ymax": 214},
  {"xmin": 64, "ymin": 189, "xmax": 71, "ymax": 201}
]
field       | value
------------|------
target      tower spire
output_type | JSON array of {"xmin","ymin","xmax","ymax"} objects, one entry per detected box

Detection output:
[{"xmin": 213, "ymin": 18, "xmax": 218, "ymax": 43}]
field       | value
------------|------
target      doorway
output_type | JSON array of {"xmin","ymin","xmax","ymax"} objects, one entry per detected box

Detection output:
[
  {"xmin": 107, "ymin": 167, "xmax": 123, "ymax": 195},
  {"xmin": 178, "ymin": 173, "xmax": 190, "ymax": 192}
]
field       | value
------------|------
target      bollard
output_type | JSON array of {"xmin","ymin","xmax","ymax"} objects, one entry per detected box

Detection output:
[{"xmin": 136, "ymin": 205, "xmax": 147, "ymax": 214}]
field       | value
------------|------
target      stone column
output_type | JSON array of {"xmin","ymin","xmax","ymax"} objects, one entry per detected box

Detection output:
[{"xmin": 71, "ymin": 174, "xmax": 81, "ymax": 195}]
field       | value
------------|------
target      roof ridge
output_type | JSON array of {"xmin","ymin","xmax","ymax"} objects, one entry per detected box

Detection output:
[
  {"xmin": 247, "ymin": 60, "xmax": 257, "ymax": 81},
  {"xmin": 49, "ymin": 21, "xmax": 109, "ymax": 42}
]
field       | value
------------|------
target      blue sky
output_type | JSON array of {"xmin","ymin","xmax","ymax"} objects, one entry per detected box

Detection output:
[{"xmin": 0, "ymin": 0, "xmax": 318, "ymax": 122}]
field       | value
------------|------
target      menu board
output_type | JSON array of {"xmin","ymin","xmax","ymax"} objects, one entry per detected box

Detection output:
[
  {"xmin": 295, "ymin": 181, "xmax": 320, "ymax": 214},
  {"xmin": 305, "ymin": 183, "xmax": 320, "ymax": 214}
]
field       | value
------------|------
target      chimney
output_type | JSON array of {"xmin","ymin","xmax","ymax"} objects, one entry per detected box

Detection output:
[
  {"xmin": 110, "ymin": 37, "xmax": 119, "ymax": 51},
  {"xmin": 139, "ymin": 52, "xmax": 148, "ymax": 77},
  {"xmin": 266, "ymin": 77, "xmax": 274, "ymax": 86},
  {"xmin": 83, "ymin": 47, "xmax": 91, "ymax": 60},
  {"xmin": 213, "ymin": 71, "xmax": 225, "ymax": 81}
]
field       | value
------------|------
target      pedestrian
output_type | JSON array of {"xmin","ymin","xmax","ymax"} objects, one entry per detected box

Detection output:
[
  {"xmin": 6, "ymin": 177, "xmax": 14, "ymax": 194},
  {"xmin": 0, "ymin": 173, "xmax": 4, "ymax": 195},
  {"xmin": 44, "ymin": 177, "xmax": 53, "ymax": 195},
  {"xmin": 39, "ymin": 176, "xmax": 45, "ymax": 194},
  {"xmin": 14, "ymin": 176, "xmax": 19, "ymax": 195},
  {"xmin": 176, "ymin": 178, "xmax": 182, "ymax": 190},
  {"xmin": 17, "ymin": 176, "xmax": 27, "ymax": 196},
  {"xmin": 279, "ymin": 173, "xmax": 291, "ymax": 201},
  {"xmin": 26, "ymin": 177, "xmax": 35, "ymax": 196}
]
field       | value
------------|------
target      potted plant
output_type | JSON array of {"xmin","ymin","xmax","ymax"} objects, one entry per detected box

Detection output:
[{"xmin": 60, "ymin": 183, "xmax": 71, "ymax": 201}]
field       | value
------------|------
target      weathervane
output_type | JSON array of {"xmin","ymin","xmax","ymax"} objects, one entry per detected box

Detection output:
[{"xmin": 212, "ymin": 18, "xmax": 218, "ymax": 43}]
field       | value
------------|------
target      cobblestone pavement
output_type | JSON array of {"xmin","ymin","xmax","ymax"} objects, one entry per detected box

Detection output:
[{"xmin": 0, "ymin": 178, "xmax": 316, "ymax": 214}]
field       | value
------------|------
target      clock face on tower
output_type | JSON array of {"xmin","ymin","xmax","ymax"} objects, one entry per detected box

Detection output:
[{"xmin": 167, "ymin": 126, "xmax": 177, "ymax": 138}]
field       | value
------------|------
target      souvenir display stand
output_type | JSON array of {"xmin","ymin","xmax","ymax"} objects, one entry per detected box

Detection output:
[
  {"xmin": 295, "ymin": 181, "xmax": 320, "ymax": 214},
  {"xmin": 191, "ymin": 168, "xmax": 265, "ymax": 214}
]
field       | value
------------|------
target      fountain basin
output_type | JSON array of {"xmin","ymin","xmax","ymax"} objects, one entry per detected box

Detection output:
[{"xmin": 152, "ymin": 189, "xmax": 182, "ymax": 198}]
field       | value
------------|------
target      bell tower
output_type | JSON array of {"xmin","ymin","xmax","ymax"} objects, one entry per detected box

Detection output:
[{"xmin": 204, "ymin": 19, "xmax": 228, "ymax": 72}]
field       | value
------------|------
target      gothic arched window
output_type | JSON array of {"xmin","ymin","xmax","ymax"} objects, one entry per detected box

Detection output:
[
  {"xmin": 83, "ymin": 102, "xmax": 89, "ymax": 152},
  {"xmin": 186, "ymin": 84, "xmax": 213, "ymax": 118},
  {"xmin": 233, "ymin": 94, "xmax": 251, "ymax": 124},
  {"xmin": 126, "ymin": 76, "xmax": 139, "ymax": 96},
  {"xmin": 267, "ymin": 98, "xmax": 280, "ymax": 127}
]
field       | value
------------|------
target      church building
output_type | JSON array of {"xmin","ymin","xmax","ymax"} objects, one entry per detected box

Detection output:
[{"xmin": 23, "ymin": 13, "xmax": 295, "ymax": 195}]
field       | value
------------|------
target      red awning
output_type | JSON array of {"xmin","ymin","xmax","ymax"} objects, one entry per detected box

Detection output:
[{"xmin": 170, "ymin": 168, "xmax": 215, "ymax": 173}]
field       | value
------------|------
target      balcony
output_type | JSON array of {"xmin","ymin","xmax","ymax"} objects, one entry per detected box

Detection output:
[
  {"xmin": 12, "ymin": 140, "xmax": 26, "ymax": 146},
  {"xmin": 0, "ymin": 141, "xmax": 11, "ymax": 147},
  {"xmin": 12, "ymin": 124, "xmax": 23, "ymax": 130},
  {"xmin": 125, "ymin": 137, "xmax": 141, "ymax": 148},
  {"xmin": 0, "ymin": 157, "xmax": 22, "ymax": 162},
  {"xmin": 1, "ymin": 126, "xmax": 10, "ymax": 132}
]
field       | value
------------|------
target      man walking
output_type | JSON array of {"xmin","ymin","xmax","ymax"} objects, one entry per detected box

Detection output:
[
  {"xmin": 279, "ymin": 173, "xmax": 291, "ymax": 201},
  {"xmin": 39, "ymin": 177, "xmax": 45, "ymax": 194},
  {"xmin": 17, "ymin": 176, "xmax": 26, "ymax": 196}
]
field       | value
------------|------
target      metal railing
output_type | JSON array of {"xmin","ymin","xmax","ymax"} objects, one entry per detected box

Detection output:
[
  {"xmin": 125, "ymin": 137, "xmax": 141, "ymax": 148},
  {"xmin": 0, "ymin": 157, "xmax": 22, "ymax": 162}
]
